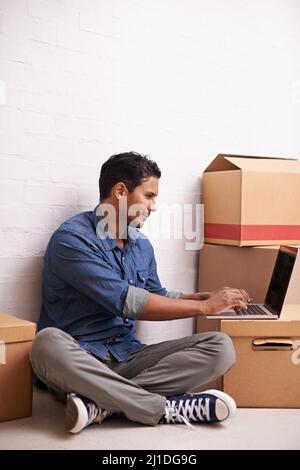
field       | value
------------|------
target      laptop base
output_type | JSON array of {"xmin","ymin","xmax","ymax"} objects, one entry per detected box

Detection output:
[{"xmin": 206, "ymin": 305, "xmax": 278, "ymax": 320}]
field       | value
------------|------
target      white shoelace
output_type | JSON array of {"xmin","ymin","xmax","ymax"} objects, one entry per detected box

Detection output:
[
  {"xmin": 164, "ymin": 397, "xmax": 211, "ymax": 430},
  {"xmin": 87, "ymin": 402, "xmax": 111, "ymax": 425}
]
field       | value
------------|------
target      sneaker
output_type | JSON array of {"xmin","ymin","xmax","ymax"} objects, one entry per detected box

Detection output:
[
  {"xmin": 66, "ymin": 393, "xmax": 112, "ymax": 433},
  {"xmin": 160, "ymin": 389, "xmax": 236, "ymax": 427}
]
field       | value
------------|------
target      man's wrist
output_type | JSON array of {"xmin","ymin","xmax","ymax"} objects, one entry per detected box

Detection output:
[
  {"xmin": 199, "ymin": 299, "xmax": 211, "ymax": 315},
  {"xmin": 180, "ymin": 292, "xmax": 210, "ymax": 301}
]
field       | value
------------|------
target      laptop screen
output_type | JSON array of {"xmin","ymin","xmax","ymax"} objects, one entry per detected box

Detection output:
[{"xmin": 264, "ymin": 246, "xmax": 296, "ymax": 315}]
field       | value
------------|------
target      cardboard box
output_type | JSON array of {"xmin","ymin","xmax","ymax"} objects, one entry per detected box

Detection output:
[
  {"xmin": 221, "ymin": 306, "xmax": 300, "ymax": 407},
  {"xmin": 0, "ymin": 312, "xmax": 36, "ymax": 422},
  {"xmin": 197, "ymin": 244, "xmax": 279, "ymax": 334},
  {"xmin": 203, "ymin": 154, "xmax": 300, "ymax": 246}
]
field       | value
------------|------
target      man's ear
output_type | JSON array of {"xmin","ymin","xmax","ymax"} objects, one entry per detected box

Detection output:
[{"xmin": 113, "ymin": 182, "xmax": 128, "ymax": 200}]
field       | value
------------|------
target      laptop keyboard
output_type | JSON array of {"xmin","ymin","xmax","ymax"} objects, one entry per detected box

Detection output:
[{"xmin": 235, "ymin": 305, "xmax": 269, "ymax": 316}]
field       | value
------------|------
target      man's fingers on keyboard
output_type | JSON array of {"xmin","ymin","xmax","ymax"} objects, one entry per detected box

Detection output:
[
  {"xmin": 230, "ymin": 289, "xmax": 250, "ymax": 301},
  {"xmin": 243, "ymin": 290, "xmax": 252, "ymax": 302},
  {"xmin": 234, "ymin": 300, "xmax": 248, "ymax": 309}
]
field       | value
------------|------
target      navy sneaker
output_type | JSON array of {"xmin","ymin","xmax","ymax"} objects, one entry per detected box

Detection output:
[
  {"xmin": 160, "ymin": 389, "xmax": 236, "ymax": 427},
  {"xmin": 66, "ymin": 393, "xmax": 112, "ymax": 433}
]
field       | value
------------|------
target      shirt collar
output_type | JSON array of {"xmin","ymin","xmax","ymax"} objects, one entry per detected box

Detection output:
[{"xmin": 92, "ymin": 205, "xmax": 137, "ymax": 251}]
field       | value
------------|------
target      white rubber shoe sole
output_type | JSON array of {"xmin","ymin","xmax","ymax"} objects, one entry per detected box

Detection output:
[
  {"xmin": 204, "ymin": 389, "xmax": 237, "ymax": 422},
  {"xmin": 66, "ymin": 393, "xmax": 89, "ymax": 434}
]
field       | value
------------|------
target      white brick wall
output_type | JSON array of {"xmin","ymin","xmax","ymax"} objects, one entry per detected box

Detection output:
[{"xmin": 0, "ymin": 1, "xmax": 300, "ymax": 344}]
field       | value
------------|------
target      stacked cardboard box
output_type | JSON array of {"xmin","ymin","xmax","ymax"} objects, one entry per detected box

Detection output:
[
  {"xmin": 203, "ymin": 154, "xmax": 300, "ymax": 246},
  {"xmin": 221, "ymin": 307, "xmax": 300, "ymax": 408},
  {"xmin": 197, "ymin": 154, "xmax": 300, "ymax": 407}
]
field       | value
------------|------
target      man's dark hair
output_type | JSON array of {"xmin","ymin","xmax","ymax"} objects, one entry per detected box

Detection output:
[{"xmin": 99, "ymin": 151, "xmax": 161, "ymax": 201}]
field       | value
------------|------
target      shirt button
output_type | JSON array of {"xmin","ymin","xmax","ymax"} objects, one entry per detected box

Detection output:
[
  {"xmin": 122, "ymin": 256, "xmax": 125, "ymax": 261},
  {"xmin": 129, "ymin": 280, "xmax": 133, "ymax": 284}
]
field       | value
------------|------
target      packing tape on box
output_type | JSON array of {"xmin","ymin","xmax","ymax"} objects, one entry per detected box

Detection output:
[{"xmin": 0, "ymin": 340, "xmax": 6, "ymax": 364}]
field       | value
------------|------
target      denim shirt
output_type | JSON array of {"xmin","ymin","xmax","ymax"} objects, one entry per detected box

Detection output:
[{"xmin": 38, "ymin": 205, "xmax": 180, "ymax": 362}]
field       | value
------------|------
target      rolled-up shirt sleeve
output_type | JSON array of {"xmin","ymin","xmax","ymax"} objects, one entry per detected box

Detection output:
[
  {"xmin": 123, "ymin": 286, "xmax": 149, "ymax": 319},
  {"xmin": 49, "ymin": 230, "xmax": 130, "ymax": 318},
  {"xmin": 123, "ymin": 288, "xmax": 182, "ymax": 320}
]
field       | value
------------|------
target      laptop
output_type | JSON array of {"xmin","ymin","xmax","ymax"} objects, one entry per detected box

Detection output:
[{"xmin": 205, "ymin": 245, "xmax": 297, "ymax": 320}]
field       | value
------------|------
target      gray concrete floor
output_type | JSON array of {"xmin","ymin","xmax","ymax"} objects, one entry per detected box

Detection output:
[{"xmin": 0, "ymin": 387, "xmax": 300, "ymax": 450}]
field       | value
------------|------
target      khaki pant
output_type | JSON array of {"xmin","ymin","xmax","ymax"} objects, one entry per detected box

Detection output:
[{"xmin": 30, "ymin": 327, "xmax": 235, "ymax": 426}]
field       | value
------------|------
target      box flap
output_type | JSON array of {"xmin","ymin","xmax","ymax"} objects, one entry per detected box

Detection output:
[
  {"xmin": 204, "ymin": 154, "xmax": 298, "ymax": 173},
  {"xmin": 221, "ymin": 319, "xmax": 300, "ymax": 337},
  {"xmin": 0, "ymin": 312, "xmax": 36, "ymax": 343}
]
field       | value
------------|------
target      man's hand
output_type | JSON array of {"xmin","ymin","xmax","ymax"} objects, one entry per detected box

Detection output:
[{"xmin": 203, "ymin": 286, "xmax": 252, "ymax": 316}]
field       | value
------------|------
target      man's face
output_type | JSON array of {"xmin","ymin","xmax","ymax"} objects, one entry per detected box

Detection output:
[{"xmin": 126, "ymin": 176, "xmax": 159, "ymax": 228}]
